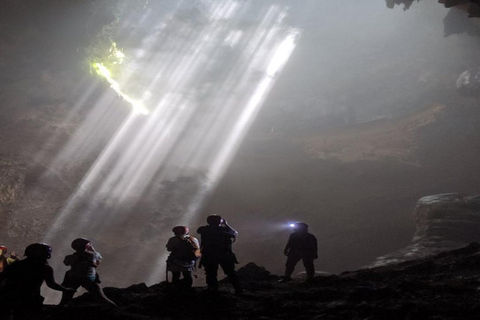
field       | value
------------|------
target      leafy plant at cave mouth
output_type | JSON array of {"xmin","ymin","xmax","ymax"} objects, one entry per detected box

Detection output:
[{"xmin": 85, "ymin": 1, "xmax": 151, "ymax": 114}]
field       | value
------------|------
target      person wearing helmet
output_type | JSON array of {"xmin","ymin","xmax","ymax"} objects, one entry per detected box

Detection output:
[
  {"xmin": 0, "ymin": 243, "xmax": 75, "ymax": 318},
  {"xmin": 197, "ymin": 215, "xmax": 242, "ymax": 294},
  {"xmin": 0, "ymin": 245, "xmax": 16, "ymax": 274},
  {"xmin": 0, "ymin": 245, "xmax": 8, "ymax": 273},
  {"xmin": 280, "ymin": 222, "xmax": 318, "ymax": 283},
  {"xmin": 59, "ymin": 238, "xmax": 116, "ymax": 307},
  {"xmin": 166, "ymin": 226, "xmax": 200, "ymax": 289}
]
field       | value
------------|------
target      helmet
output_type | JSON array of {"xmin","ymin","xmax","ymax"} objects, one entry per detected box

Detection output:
[
  {"xmin": 207, "ymin": 214, "xmax": 223, "ymax": 226},
  {"xmin": 0, "ymin": 245, "xmax": 7, "ymax": 253},
  {"xmin": 24, "ymin": 243, "xmax": 52, "ymax": 259},
  {"xmin": 172, "ymin": 226, "xmax": 189, "ymax": 236},
  {"xmin": 293, "ymin": 222, "xmax": 308, "ymax": 232},
  {"xmin": 71, "ymin": 238, "xmax": 91, "ymax": 252}
]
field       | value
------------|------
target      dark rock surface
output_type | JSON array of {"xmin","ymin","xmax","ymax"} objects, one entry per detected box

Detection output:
[
  {"xmin": 35, "ymin": 243, "xmax": 480, "ymax": 320},
  {"xmin": 372, "ymin": 193, "xmax": 480, "ymax": 267}
]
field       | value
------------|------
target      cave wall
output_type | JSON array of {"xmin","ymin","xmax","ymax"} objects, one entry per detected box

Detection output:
[{"xmin": 1, "ymin": 0, "xmax": 480, "ymax": 286}]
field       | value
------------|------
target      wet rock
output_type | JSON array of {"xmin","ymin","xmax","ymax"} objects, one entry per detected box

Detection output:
[{"xmin": 237, "ymin": 262, "xmax": 272, "ymax": 282}]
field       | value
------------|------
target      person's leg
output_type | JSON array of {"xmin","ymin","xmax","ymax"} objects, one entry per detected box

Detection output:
[
  {"xmin": 284, "ymin": 255, "xmax": 302, "ymax": 280},
  {"xmin": 87, "ymin": 283, "xmax": 117, "ymax": 307},
  {"xmin": 302, "ymin": 258, "xmax": 315, "ymax": 281},
  {"xmin": 171, "ymin": 271, "xmax": 181, "ymax": 284},
  {"xmin": 182, "ymin": 271, "xmax": 193, "ymax": 288},
  {"xmin": 204, "ymin": 263, "xmax": 219, "ymax": 290},
  {"xmin": 220, "ymin": 261, "xmax": 242, "ymax": 294},
  {"xmin": 59, "ymin": 274, "xmax": 79, "ymax": 306}
]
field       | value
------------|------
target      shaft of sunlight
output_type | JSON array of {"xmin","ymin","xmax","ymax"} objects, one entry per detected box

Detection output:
[{"xmin": 41, "ymin": 1, "xmax": 300, "ymax": 291}]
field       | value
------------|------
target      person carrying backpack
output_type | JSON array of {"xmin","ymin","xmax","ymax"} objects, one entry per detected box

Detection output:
[
  {"xmin": 166, "ymin": 226, "xmax": 200, "ymax": 289},
  {"xmin": 280, "ymin": 222, "xmax": 318, "ymax": 283},
  {"xmin": 197, "ymin": 215, "xmax": 242, "ymax": 294},
  {"xmin": 59, "ymin": 238, "xmax": 116, "ymax": 307}
]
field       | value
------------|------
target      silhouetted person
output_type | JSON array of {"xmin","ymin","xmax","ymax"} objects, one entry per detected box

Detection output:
[
  {"xmin": 0, "ymin": 246, "xmax": 17, "ymax": 274},
  {"xmin": 280, "ymin": 222, "xmax": 318, "ymax": 282},
  {"xmin": 197, "ymin": 215, "xmax": 242, "ymax": 294},
  {"xmin": 0, "ymin": 245, "xmax": 9, "ymax": 274},
  {"xmin": 59, "ymin": 238, "xmax": 116, "ymax": 307},
  {"xmin": 0, "ymin": 243, "xmax": 75, "ymax": 320},
  {"xmin": 166, "ymin": 226, "xmax": 200, "ymax": 289}
]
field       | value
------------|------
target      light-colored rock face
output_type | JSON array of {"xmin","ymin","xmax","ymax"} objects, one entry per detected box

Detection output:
[
  {"xmin": 456, "ymin": 68, "xmax": 480, "ymax": 97},
  {"xmin": 371, "ymin": 193, "xmax": 480, "ymax": 267}
]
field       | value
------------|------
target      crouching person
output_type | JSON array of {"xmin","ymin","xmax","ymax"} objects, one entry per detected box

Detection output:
[
  {"xmin": 59, "ymin": 238, "xmax": 116, "ymax": 307},
  {"xmin": 166, "ymin": 226, "xmax": 200, "ymax": 290}
]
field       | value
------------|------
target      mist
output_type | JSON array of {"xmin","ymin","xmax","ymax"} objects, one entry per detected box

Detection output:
[{"xmin": 1, "ymin": 0, "xmax": 480, "ymax": 300}]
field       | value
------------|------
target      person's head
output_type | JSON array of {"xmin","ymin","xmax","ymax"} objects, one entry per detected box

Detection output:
[
  {"xmin": 172, "ymin": 226, "xmax": 189, "ymax": 236},
  {"xmin": 0, "ymin": 245, "xmax": 7, "ymax": 256},
  {"xmin": 24, "ymin": 243, "xmax": 52, "ymax": 260},
  {"xmin": 207, "ymin": 214, "xmax": 223, "ymax": 226},
  {"xmin": 71, "ymin": 238, "xmax": 91, "ymax": 252},
  {"xmin": 292, "ymin": 222, "xmax": 308, "ymax": 233}
]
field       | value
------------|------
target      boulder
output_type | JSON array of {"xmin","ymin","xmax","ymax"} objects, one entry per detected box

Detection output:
[
  {"xmin": 456, "ymin": 68, "xmax": 480, "ymax": 97},
  {"xmin": 371, "ymin": 193, "xmax": 480, "ymax": 267}
]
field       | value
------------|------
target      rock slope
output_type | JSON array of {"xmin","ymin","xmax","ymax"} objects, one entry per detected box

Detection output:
[{"xmin": 36, "ymin": 243, "xmax": 480, "ymax": 320}]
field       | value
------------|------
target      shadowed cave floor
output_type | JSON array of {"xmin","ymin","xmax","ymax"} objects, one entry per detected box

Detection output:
[{"xmin": 36, "ymin": 243, "xmax": 480, "ymax": 320}]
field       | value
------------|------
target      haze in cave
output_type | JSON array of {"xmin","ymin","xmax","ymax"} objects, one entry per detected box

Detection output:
[{"xmin": 1, "ymin": 0, "xmax": 480, "ymax": 302}]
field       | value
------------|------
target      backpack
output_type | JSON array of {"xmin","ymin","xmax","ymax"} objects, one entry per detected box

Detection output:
[
  {"xmin": 0, "ymin": 255, "xmax": 7, "ymax": 273},
  {"xmin": 179, "ymin": 236, "xmax": 201, "ymax": 261}
]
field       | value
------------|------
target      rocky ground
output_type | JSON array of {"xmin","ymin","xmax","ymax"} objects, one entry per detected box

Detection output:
[{"xmin": 35, "ymin": 243, "xmax": 480, "ymax": 320}]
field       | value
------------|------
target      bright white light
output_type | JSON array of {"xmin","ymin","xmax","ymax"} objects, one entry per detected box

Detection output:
[
  {"xmin": 42, "ymin": 1, "xmax": 300, "ymax": 292},
  {"xmin": 225, "ymin": 30, "xmax": 243, "ymax": 47},
  {"xmin": 267, "ymin": 30, "xmax": 298, "ymax": 77}
]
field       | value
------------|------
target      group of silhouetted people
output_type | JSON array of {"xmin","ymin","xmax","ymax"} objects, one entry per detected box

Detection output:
[
  {"xmin": 165, "ymin": 215, "xmax": 318, "ymax": 293},
  {"xmin": 0, "ymin": 215, "xmax": 317, "ymax": 319},
  {"xmin": 0, "ymin": 239, "xmax": 115, "ymax": 319},
  {"xmin": 166, "ymin": 214, "xmax": 242, "ymax": 294}
]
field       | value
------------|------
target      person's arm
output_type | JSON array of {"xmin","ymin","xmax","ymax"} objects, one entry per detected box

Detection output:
[
  {"xmin": 43, "ymin": 265, "xmax": 76, "ymax": 293},
  {"xmin": 92, "ymin": 252, "xmax": 102, "ymax": 267},
  {"xmin": 284, "ymin": 234, "xmax": 293, "ymax": 256},
  {"xmin": 312, "ymin": 235, "xmax": 318, "ymax": 259},
  {"xmin": 166, "ymin": 238, "xmax": 175, "ymax": 252},
  {"xmin": 222, "ymin": 219, "xmax": 238, "ymax": 237}
]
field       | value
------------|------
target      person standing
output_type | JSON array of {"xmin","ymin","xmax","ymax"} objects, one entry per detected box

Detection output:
[
  {"xmin": 166, "ymin": 226, "xmax": 200, "ymax": 289},
  {"xmin": 280, "ymin": 222, "xmax": 318, "ymax": 282},
  {"xmin": 59, "ymin": 238, "xmax": 116, "ymax": 307},
  {"xmin": 197, "ymin": 214, "xmax": 242, "ymax": 294}
]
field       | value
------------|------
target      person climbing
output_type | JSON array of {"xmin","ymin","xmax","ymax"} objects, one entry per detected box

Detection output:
[
  {"xmin": 280, "ymin": 222, "xmax": 318, "ymax": 283},
  {"xmin": 59, "ymin": 238, "xmax": 116, "ymax": 307},
  {"xmin": 197, "ymin": 214, "xmax": 242, "ymax": 294},
  {"xmin": 166, "ymin": 226, "xmax": 200, "ymax": 289},
  {"xmin": 0, "ymin": 243, "xmax": 75, "ymax": 319}
]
